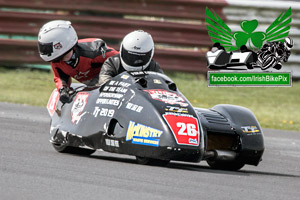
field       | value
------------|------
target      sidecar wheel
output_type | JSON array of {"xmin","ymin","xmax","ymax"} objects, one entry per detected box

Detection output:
[
  {"xmin": 207, "ymin": 159, "xmax": 245, "ymax": 171},
  {"xmin": 136, "ymin": 156, "xmax": 170, "ymax": 166},
  {"xmin": 246, "ymin": 63, "xmax": 254, "ymax": 69},
  {"xmin": 52, "ymin": 143, "xmax": 96, "ymax": 155}
]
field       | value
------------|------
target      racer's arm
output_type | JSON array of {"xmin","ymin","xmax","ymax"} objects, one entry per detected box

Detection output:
[
  {"xmin": 98, "ymin": 57, "xmax": 118, "ymax": 85},
  {"xmin": 153, "ymin": 61, "xmax": 163, "ymax": 74},
  {"xmin": 148, "ymin": 60, "xmax": 164, "ymax": 74},
  {"xmin": 51, "ymin": 63, "xmax": 71, "ymax": 90},
  {"xmin": 51, "ymin": 63, "xmax": 73, "ymax": 103}
]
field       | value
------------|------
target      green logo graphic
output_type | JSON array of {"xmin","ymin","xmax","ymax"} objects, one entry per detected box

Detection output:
[{"xmin": 206, "ymin": 7, "xmax": 292, "ymax": 51}]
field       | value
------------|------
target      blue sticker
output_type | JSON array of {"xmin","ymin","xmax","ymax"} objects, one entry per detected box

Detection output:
[{"xmin": 126, "ymin": 121, "xmax": 163, "ymax": 147}]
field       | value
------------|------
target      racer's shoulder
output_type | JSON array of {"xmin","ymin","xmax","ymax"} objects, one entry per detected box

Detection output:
[
  {"xmin": 148, "ymin": 59, "xmax": 162, "ymax": 73},
  {"xmin": 103, "ymin": 54, "xmax": 121, "ymax": 69},
  {"xmin": 77, "ymin": 38, "xmax": 105, "ymax": 51},
  {"xmin": 76, "ymin": 38, "xmax": 115, "ymax": 59}
]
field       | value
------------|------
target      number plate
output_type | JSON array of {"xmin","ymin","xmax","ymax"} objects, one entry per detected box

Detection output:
[{"xmin": 163, "ymin": 114, "xmax": 200, "ymax": 146}]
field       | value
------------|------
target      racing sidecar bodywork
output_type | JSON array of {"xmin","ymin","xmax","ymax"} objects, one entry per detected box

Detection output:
[{"xmin": 47, "ymin": 71, "xmax": 264, "ymax": 170}]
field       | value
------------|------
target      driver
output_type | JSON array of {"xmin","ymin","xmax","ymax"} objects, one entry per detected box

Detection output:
[
  {"xmin": 98, "ymin": 30, "xmax": 163, "ymax": 85},
  {"xmin": 38, "ymin": 20, "xmax": 118, "ymax": 103}
]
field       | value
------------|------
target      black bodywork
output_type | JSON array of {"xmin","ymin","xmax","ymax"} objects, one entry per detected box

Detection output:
[{"xmin": 48, "ymin": 71, "xmax": 264, "ymax": 170}]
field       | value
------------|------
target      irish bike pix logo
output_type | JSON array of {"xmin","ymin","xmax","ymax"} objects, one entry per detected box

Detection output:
[{"xmin": 205, "ymin": 7, "xmax": 293, "ymax": 87}]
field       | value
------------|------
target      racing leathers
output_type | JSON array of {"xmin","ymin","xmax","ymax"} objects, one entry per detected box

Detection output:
[
  {"xmin": 98, "ymin": 54, "xmax": 163, "ymax": 85},
  {"xmin": 51, "ymin": 38, "xmax": 118, "ymax": 90}
]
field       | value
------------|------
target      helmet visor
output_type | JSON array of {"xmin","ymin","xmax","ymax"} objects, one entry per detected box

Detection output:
[
  {"xmin": 38, "ymin": 42, "xmax": 53, "ymax": 56},
  {"xmin": 121, "ymin": 46, "xmax": 152, "ymax": 67}
]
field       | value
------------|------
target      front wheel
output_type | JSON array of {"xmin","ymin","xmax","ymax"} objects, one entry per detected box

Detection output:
[
  {"xmin": 52, "ymin": 143, "xmax": 96, "ymax": 156},
  {"xmin": 207, "ymin": 159, "xmax": 245, "ymax": 171}
]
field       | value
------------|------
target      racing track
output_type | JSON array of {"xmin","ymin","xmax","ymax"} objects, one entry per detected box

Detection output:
[{"xmin": 0, "ymin": 102, "xmax": 299, "ymax": 200}]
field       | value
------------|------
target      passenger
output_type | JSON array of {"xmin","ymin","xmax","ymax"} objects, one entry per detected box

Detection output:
[
  {"xmin": 38, "ymin": 20, "xmax": 118, "ymax": 103},
  {"xmin": 98, "ymin": 30, "xmax": 163, "ymax": 85}
]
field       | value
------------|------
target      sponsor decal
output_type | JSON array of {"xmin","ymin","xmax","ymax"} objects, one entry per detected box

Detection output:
[
  {"xmin": 71, "ymin": 92, "xmax": 89, "ymax": 124},
  {"xmin": 74, "ymin": 70, "xmax": 90, "ymax": 79},
  {"xmin": 129, "ymin": 71, "xmax": 157, "ymax": 76},
  {"xmin": 93, "ymin": 107, "xmax": 114, "ymax": 118},
  {"xmin": 96, "ymin": 98, "xmax": 119, "ymax": 106},
  {"xmin": 241, "ymin": 126, "xmax": 260, "ymax": 135},
  {"xmin": 130, "ymin": 71, "xmax": 147, "ymax": 76},
  {"xmin": 103, "ymin": 86, "xmax": 128, "ymax": 94},
  {"xmin": 105, "ymin": 139, "xmax": 120, "ymax": 147},
  {"xmin": 121, "ymin": 75, "xmax": 129, "ymax": 80},
  {"xmin": 108, "ymin": 80, "xmax": 131, "ymax": 87},
  {"xmin": 47, "ymin": 89, "xmax": 60, "ymax": 116},
  {"xmin": 126, "ymin": 102, "xmax": 143, "ymax": 113},
  {"xmin": 126, "ymin": 121, "xmax": 163, "ymax": 147},
  {"xmin": 165, "ymin": 106, "xmax": 188, "ymax": 113},
  {"xmin": 153, "ymin": 79, "xmax": 162, "ymax": 84},
  {"xmin": 53, "ymin": 42, "xmax": 62, "ymax": 49},
  {"xmin": 99, "ymin": 92, "xmax": 123, "ymax": 99},
  {"xmin": 163, "ymin": 114, "xmax": 200, "ymax": 146},
  {"xmin": 144, "ymin": 89, "xmax": 188, "ymax": 107}
]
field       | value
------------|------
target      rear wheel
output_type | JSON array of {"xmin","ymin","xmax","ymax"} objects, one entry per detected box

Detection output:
[
  {"xmin": 52, "ymin": 143, "xmax": 96, "ymax": 156},
  {"xmin": 136, "ymin": 156, "xmax": 170, "ymax": 166},
  {"xmin": 207, "ymin": 159, "xmax": 245, "ymax": 171}
]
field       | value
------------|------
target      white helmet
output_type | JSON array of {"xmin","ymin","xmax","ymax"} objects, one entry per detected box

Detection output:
[
  {"xmin": 284, "ymin": 37, "xmax": 293, "ymax": 50},
  {"xmin": 120, "ymin": 30, "xmax": 154, "ymax": 71},
  {"xmin": 38, "ymin": 20, "xmax": 78, "ymax": 62}
]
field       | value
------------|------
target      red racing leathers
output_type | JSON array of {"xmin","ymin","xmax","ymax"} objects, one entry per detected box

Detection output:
[{"xmin": 51, "ymin": 38, "xmax": 118, "ymax": 90}]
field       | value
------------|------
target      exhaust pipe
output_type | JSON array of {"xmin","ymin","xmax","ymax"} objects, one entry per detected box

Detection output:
[{"xmin": 204, "ymin": 150, "xmax": 237, "ymax": 162}]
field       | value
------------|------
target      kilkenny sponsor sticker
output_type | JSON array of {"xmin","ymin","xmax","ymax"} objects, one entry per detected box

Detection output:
[
  {"xmin": 163, "ymin": 114, "xmax": 200, "ymax": 146},
  {"xmin": 126, "ymin": 121, "xmax": 163, "ymax": 147},
  {"xmin": 144, "ymin": 89, "xmax": 188, "ymax": 107}
]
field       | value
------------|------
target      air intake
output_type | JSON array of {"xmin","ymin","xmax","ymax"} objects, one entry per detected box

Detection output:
[{"xmin": 201, "ymin": 110, "xmax": 230, "ymax": 126}]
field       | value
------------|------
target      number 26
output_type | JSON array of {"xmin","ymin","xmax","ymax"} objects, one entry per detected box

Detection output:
[{"xmin": 177, "ymin": 122, "xmax": 197, "ymax": 136}]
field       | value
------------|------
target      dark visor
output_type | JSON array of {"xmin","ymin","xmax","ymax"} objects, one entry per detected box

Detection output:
[
  {"xmin": 121, "ymin": 46, "xmax": 152, "ymax": 67},
  {"xmin": 38, "ymin": 42, "xmax": 53, "ymax": 56}
]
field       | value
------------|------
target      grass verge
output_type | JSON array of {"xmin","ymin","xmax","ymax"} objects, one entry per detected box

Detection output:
[{"xmin": 0, "ymin": 67, "xmax": 299, "ymax": 131}]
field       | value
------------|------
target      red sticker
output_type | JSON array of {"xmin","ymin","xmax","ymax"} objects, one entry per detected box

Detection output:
[
  {"xmin": 163, "ymin": 114, "xmax": 200, "ymax": 146},
  {"xmin": 47, "ymin": 89, "xmax": 60, "ymax": 116}
]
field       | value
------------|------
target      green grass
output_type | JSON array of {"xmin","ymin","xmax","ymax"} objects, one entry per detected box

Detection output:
[
  {"xmin": 0, "ymin": 67, "xmax": 299, "ymax": 131},
  {"xmin": 0, "ymin": 67, "xmax": 54, "ymax": 106}
]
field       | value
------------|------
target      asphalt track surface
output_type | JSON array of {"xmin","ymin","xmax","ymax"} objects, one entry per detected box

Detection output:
[{"xmin": 0, "ymin": 102, "xmax": 299, "ymax": 200}]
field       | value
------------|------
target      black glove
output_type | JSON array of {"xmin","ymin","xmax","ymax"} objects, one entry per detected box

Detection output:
[{"xmin": 59, "ymin": 86, "xmax": 70, "ymax": 104}]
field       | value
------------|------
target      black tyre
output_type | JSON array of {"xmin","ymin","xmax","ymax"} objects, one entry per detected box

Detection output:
[
  {"xmin": 246, "ymin": 63, "xmax": 254, "ymax": 69},
  {"xmin": 52, "ymin": 143, "xmax": 96, "ymax": 156},
  {"xmin": 136, "ymin": 156, "xmax": 170, "ymax": 166},
  {"xmin": 273, "ymin": 63, "xmax": 282, "ymax": 70},
  {"xmin": 207, "ymin": 159, "xmax": 245, "ymax": 171}
]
